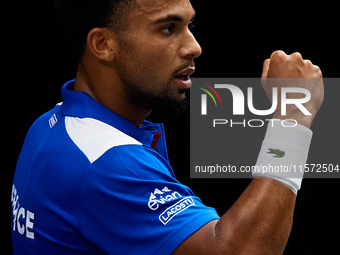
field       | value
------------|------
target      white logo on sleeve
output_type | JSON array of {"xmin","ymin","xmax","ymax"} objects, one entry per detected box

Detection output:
[
  {"xmin": 147, "ymin": 186, "xmax": 195, "ymax": 225},
  {"xmin": 48, "ymin": 114, "xmax": 58, "ymax": 128},
  {"xmin": 11, "ymin": 185, "xmax": 35, "ymax": 239}
]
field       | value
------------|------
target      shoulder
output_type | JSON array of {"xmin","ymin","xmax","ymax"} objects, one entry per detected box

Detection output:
[
  {"xmin": 64, "ymin": 115, "xmax": 174, "ymax": 178},
  {"xmin": 65, "ymin": 116, "xmax": 142, "ymax": 164}
]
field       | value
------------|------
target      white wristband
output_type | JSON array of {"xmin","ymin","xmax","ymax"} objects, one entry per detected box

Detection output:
[{"xmin": 252, "ymin": 119, "xmax": 313, "ymax": 195}]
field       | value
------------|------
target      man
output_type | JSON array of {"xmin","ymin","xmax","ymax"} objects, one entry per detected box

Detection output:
[{"xmin": 11, "ymin": 0, "xmax": 323, "ymax": 254}]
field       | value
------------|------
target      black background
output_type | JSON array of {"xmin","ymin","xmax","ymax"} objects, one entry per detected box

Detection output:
[{"xmin": 5, "ymin": 1, "xmax": 340, "ymax": 254}]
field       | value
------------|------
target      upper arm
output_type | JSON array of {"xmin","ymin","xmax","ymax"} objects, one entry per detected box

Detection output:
[{"xmin": 172, "ymin": 219, "xmax": 224, "ymax": 255}]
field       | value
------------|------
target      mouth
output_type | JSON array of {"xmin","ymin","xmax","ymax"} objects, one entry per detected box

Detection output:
[
  {"xmin": 174, "ymin": 67, "xmax": 195, "ymax": 89},
  {"xmin": 174, "ymin": 73, "xmax": 191, "ymax": 81}
]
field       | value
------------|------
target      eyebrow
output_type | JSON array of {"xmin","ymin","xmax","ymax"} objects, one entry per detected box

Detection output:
[{"xmin": 153, "ymin": 13, "xmax": 196, "ymax": 25}]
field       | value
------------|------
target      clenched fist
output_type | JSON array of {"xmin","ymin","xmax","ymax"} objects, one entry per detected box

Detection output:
[{"xmin": 261, "ymin": 50, "xmax": 324, "ymax": 128}]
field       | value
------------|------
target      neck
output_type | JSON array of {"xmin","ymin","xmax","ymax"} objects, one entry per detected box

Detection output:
[{"xmin": 74, "ymin": 63, "xmax": 151, "ymax": 128}]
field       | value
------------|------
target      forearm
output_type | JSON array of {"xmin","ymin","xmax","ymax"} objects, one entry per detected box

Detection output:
[
  {"xmin": 174, "ymin": 121, "xmax": 311, "ymax": 255},
  {"xmin": 215, "ymin": 178, "xmax": 296, "ymax": 254},
  {"xmin": 215, "ymin": 117, "xmax": 311, "ymax": 254}
]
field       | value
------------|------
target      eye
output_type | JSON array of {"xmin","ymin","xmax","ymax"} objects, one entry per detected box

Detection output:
[
  {"xmin": 161, "ymin": 24, "xmax": 175, "ymax": 35},
  {"xmin": 188, "ymin": 20, "xmax": 196, "ymax": 30}
]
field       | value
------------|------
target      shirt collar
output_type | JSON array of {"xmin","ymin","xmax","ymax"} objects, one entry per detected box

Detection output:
[{"xmin": 60, "ymin": 80, "xmax": 163, "ymax": 148}]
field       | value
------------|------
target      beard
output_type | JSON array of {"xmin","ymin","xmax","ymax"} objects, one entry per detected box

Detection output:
[
  {"xmin": 116, "ymin": 43, "xmax": 191, "ymax": 118},
  {"xmin": 148, "ymin": 88, "xmax": 190, "ymax": 118},
  {"xmin": 124, "ymin": 77, "xmax": 190, "ymax": 119}
]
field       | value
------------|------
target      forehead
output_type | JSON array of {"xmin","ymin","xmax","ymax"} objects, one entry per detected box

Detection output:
[{"xmin": 133, "ymin": 0, "xmax": 195, "ymax": 22}]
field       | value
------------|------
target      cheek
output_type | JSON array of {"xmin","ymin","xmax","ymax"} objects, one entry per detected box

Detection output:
[
  {"xmin": 139, "ymin": 46, "xmax": 173, "ymax": 73},
  {"xmin": 116, "ymin": 46, "xmax": 166, "ymax": 95},
  {"xmin": 131, "ymin": 33, "xmax": 177, "ymax": 70},
  {"xmin": 124, "ymin": 46, "xmax": 174, "ymax": 82},
  {"xmin": 117, "ymin": 33, "xmax": 180, "ymax": 94}
]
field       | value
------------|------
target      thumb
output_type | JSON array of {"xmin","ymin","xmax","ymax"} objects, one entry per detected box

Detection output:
[{"xmin": 262, "ymin": 59, "xmax": 270, "ymax": 78}]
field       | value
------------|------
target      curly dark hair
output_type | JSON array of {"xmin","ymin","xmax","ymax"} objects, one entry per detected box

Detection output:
[{"xmin": 54, "ymin": 0, "xmax": 136, "ymax": 61}]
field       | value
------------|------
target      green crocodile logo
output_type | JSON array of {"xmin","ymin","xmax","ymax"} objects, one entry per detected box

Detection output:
[{"xmin": 268, "ymin": 148, "xmax": 285, "ymax": 158}]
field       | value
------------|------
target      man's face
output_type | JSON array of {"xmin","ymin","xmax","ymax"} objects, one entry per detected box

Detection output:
[{"xmin": 115, "ymin": 0, "xmax": 201, "ymax": 115}]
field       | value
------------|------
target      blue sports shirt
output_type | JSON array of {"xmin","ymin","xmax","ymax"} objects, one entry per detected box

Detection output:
[{"xmin": 11, "ymin": 80, "xmax": 220, "ymax": 254}]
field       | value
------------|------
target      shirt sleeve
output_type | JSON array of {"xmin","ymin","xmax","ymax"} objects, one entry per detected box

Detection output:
[{"xmin": 80, "ymin": 145, "xmax": 220, "ymax": 255}]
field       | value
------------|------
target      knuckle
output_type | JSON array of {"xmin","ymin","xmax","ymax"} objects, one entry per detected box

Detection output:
[
  {"xmin": 271, "ymin": 50, "xmax": 286, "ymax": 58},
  {"xmin": 291, "ymin": 52, "xmax": 303, "ymax": 59},
  {"xmin": 315, "ymin": 66, "xmax": 323, "ymax": 77},
  {"xmin": 310, "ymin": 64, "xmax": 322, "ymax": 78},
  {"xmin": 270, "ymin": 50, "xmax": 287, "ymax": 62},
  {"xmin": 305, "ymin": 60, "xmax": 322, "ymax": 77},
  {"xmin": 304, "ymin": 59, "xmax": 313, "ymax": 66}
]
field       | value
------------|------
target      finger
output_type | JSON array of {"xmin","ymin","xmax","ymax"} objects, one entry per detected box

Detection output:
[
  {"xmin": 290, "ymin": 52, "xmax": 303, "ymax": 60},
  {"xmin": 270, "ymin": 50, "xmax": 286, "ymax": 59},
  {"xmin": 312, "ymin": 64, "xmax": 323, "ymax": 78},
  {"xmin": 304, "ymin": 59, "xmax": 312, "ymax": 65},
  {"xmin": 304, "ymin": 59, "xmax": 322, "ymax": 77},
  {"xmin": 262, "ymin": 59, "xmax": 270, "ymax": 78}
]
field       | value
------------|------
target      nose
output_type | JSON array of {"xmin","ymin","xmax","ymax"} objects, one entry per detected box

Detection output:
[{"xmin": 180, "ymin": 30, "xmax": 202, "ymax": 60}]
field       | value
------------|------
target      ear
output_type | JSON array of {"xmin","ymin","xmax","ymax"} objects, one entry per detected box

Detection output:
[{"xmin": 86, "ymin": 28, "xmax": 117, "ymax": 62}]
